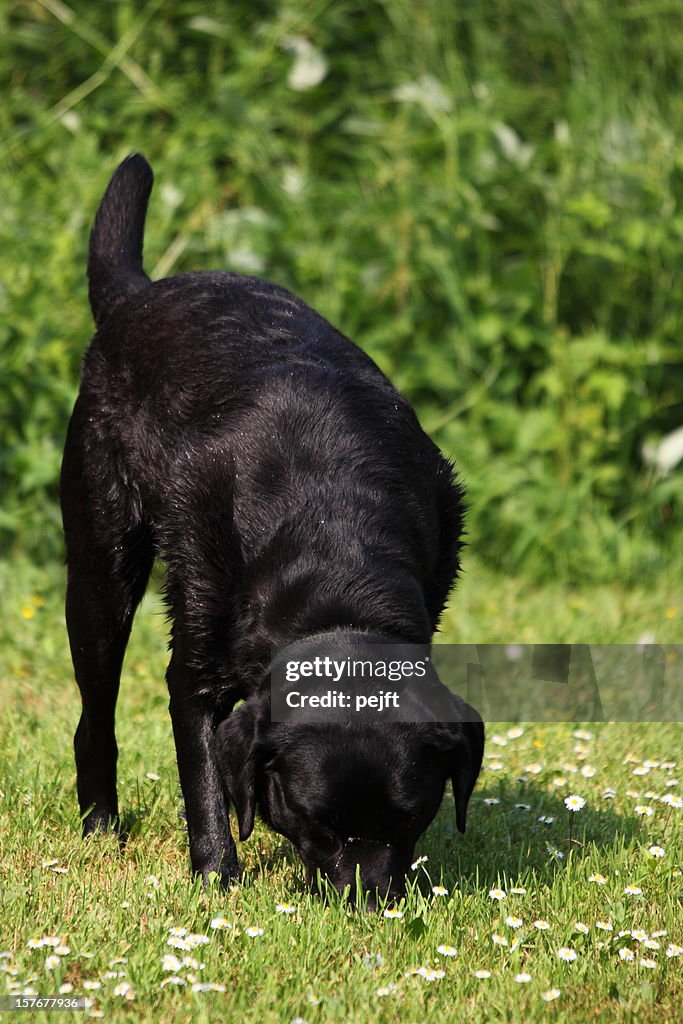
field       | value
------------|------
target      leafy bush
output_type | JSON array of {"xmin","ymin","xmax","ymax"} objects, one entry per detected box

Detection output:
[{"xmin": 2, "ymin": 0, "xmax": 682, "ymax": 581}]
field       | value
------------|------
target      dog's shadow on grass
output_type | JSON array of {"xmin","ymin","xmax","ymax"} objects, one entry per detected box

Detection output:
[
  {"xmin": 113, "ymin": 778, "xmax": 661, "ymax": 898},
  {"xmin": 419, "ymin": 779, "xmax": 659, "ymax": 891},
  {"xmin": 226, "ymin": 779, "xmax": 655, "ymax": 899}
]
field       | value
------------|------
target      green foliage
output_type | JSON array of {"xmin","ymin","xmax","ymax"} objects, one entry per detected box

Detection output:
[{"xmin": 2, "ymin": 0, "xmax": 683, "ymax": 581}]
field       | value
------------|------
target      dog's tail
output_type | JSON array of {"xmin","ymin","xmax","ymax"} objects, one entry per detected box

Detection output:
[{"xmin": 88, "ymin": 153, "xmax": 154, "ymax": 326}]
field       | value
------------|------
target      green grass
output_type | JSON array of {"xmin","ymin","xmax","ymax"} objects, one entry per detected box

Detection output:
[{"xmin": 0, "ymin": 557, "xmax": 681, "ymax": 1022}]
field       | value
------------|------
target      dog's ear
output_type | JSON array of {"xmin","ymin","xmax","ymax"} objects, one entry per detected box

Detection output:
[
  {"xmin": 428, "ymin": 704, "xmax": 484, "ymax": 834},
  {"xmin": 215, "ymin": 701, "xmax": 265, "ymax": 841}
]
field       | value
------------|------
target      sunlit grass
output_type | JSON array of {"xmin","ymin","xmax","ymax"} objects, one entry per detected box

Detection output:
[{"xmin": 0, "ymin": 558, "xmax": 681, "ymax": 1021}]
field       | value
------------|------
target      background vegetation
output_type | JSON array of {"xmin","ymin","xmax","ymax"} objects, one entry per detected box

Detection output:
[
  {"xmin": 2, "ymin": 0, "xmax": 683, "ymax": 582},
  {"xmin": 1, "ymin": 5, "xmax": 682, "ymax": 1021}
]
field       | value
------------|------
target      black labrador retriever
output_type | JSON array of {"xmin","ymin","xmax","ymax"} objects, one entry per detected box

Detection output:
[{"xmin": 61, "ymin": 155, "xmax": 484, "ymax": 904}]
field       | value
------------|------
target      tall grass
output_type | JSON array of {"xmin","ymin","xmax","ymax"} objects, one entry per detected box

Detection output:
[{"xmin": 2, "ymin": 0, "xmax": 683, "ymax": 581}]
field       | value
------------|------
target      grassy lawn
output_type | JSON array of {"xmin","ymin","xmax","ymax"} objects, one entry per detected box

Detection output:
[{"xmin": 0, "ymin": 557, "xmax": 681, "ymax": 1023}]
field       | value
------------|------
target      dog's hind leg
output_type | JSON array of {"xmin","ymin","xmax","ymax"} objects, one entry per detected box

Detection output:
[{"xmin": 61, "ymin": 400, "xmax": 154, "ymax": 835}]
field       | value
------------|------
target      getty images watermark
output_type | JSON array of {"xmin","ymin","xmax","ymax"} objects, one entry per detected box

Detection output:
[{"xmin": 269, "ymin": 638, "xmax": 683, "ymax": 723}]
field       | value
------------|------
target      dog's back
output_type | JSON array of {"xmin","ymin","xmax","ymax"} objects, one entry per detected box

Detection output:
[{"xmin": 79, "ymin": 158, "xmax": 465, "ymax": 664}]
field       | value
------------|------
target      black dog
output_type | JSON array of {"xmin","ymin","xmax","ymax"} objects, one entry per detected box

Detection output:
[{"xmin": 61, "ymin": 155, "xmax": 483, "ymax": 904}]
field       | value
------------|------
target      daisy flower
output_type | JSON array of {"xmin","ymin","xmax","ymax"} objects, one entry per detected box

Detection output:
[
  {"xmin": 436, "ymin": 944, "xmax": 457, "ymax": 957},
  {"xmin": 564, "ymin": 794, "xmax": 585, "ymax": 811},
  {"xmin": 492, "ymin": 934, "xmax": 508, "ymax": 947},
  {"xmin": 623, "ymin": 885, "xmax": 643, "ymax": 896},
  {"xmin": 113, "ymin": 981, "xmax": 135, "ymax": 999},
  {"xmin": 588, "ymin": 873, "xmax": 607, "ymax": 884},
  {"xmin": 640, "ymin": 958, "xmax": 657, "ymax": 969},
  {"xmin": 210, "ymin": 916, "xmax": 233, "ymax": 929},
  {"xmin": 541, "ymin": 987, "xmax": 561, "ymax": 1001},
  {"xmin": 574, "ymin": 922, "xmax": 589, "ymax": 935},
  {"xmin": 363, "ymin": 953, "xmax": 383, "ymax": 970},
  {"xmin": 534, "ymin": 920, "xmax": 550, "ymax": 931},
  {"xmin": 431, "ymin": 885, "xmax": 448, "ymax": 896},
  {"xmin": 665, "ymin": 943, "xmax": 682, "ymax": 958},
  {"xmin": 661, "ymin": 793, "xmax": 682, "ymax": 808},
  {"xmin": 483, "ymin": 797, "xmax": 500, "ymax": 806},
  {"xmin": 275, "ymin": 904, "xmax": 296, "ymax": 915},
  {"xmin": 488, "ymin": 888, "xmax": 506, "ymax": 901},
  {"xmin": 505, "ymin": 915, "xmax": 523, "ymax": 929},
  {"xmin": 514, "ymin": 972, "xmax": 531, "ymax": 983},
  {"xmin": 411, "ymin": 855, "xmax": 428, "ymax": 869},
  {"xmin": 619, "ymin": 948, "xmax": 635, "ymax": 961},
  {"xmin": 647, "ymin": 845, "xmax": 665, "ymax": 858},
  {"xmin": 417, "ymin": 967, "xmax": 445, "ymax": 981},
  {"xmin": 557, "ymin": 947, "xmax": 577, "ymax": 962},
  {"xmin": 510, "ymin": 886, "xmax": 527, "ymax": 895},
  {"xmin": 473, "ymin": 969, "xmax": 491, "ymax": 979},
  {"xmin": 634, "ymin": 805, "xmax": 653, "ymax": 817},
  {"xmin": 383, "ymin": 908, "xmax": 404, "ymax": 919},
  {"xmin": 244, "ymin": 927, "xmax": 264, "ymax": 938},
  {"xmin": 596, "ymin": 921, "xmax": 613, "ymax": 931}
]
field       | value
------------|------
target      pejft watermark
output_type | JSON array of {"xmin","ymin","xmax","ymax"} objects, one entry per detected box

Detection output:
[
  {"xmin": 269, "ymin": 637, "xmax": 683, "ymax": 723},
  {"xmin": 0, "ymin": 995, "xmax": 87, "ymax": 1011}
]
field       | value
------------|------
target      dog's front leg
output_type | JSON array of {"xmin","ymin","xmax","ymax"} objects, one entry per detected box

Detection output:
[{"xmin": 166, "ymin": 645, "xmax": 238, "ymax": 886}]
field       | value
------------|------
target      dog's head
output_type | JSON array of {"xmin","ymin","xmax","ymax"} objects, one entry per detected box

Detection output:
[{"xmin": 215, "ymin": 639, "xmax": 483, "ymax": 906}]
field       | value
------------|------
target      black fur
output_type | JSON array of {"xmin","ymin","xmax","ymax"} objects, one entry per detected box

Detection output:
[{"xmin": 61, "ymin": 154, "xmax": 482, "ymax": 902}]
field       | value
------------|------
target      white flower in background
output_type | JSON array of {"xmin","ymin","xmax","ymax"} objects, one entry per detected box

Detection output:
[
  {"xmin": 393, "ymin": 75, "xmax": 452, "ymax": 114},
  {"xmin": 282, "ymin": 36, "xmax": 328, "ymax": 91},
  {"xmin": 282, "ymin": 166, "xmax": 306, "ymax": 198},
  {"xmin": 642, "ymin": 425, "xmax": 683, "ymax": 475},
  {"xmin": 542, "ymin": 987, "xmax": 562, "ymax": 1001},
  {"xmin": 492, "ymin": 123, "xmax": 534, "ymax": 168},
  {"xmin": 505, "ymin": 644, "xmax": 524, "ymax": 662}
]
